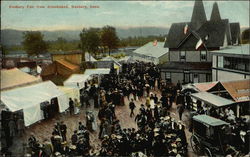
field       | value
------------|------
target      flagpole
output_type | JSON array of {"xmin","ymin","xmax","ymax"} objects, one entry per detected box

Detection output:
[{"xmin": 192, "ymin": 30, "xmax": 209, "ymax": 53}]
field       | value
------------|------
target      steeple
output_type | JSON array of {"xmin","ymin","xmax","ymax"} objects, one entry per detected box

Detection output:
[
  {"xmin": 210, "ymin": 2, "xmax": 221, "ymax": 21},
  {"xmin": 191, "ymin": 0, "xmax": 207, "ymax": 30}
]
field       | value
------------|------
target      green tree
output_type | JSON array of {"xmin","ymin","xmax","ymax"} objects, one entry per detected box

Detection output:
[
  {"xmin": 242, "ymin": 28, "xmax": 250, "ymax": 44},
  {"xmin": 79, "ymin": 28, "xmax": 101, "ymax": 61},
  {"xmin": 1, "ymin": 45, "xmax": 10, "ymax": 55},
  {"xmin": 22, "ymin": 31, "xmax": 48, "ymax": 56},
  {"xmin": 101, "ymin": 26, "xmax": 119, "ymax": 56}
]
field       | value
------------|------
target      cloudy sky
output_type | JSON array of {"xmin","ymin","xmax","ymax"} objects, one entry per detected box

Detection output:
[{"xmin": 1, "ymin": 1, "xmax": 249, "ymax": 31}]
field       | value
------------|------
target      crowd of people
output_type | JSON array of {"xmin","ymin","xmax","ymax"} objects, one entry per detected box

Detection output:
[
  {"xmin": 2, "ymin": 61, "xmax": 249, "ymax": 157},
  {"xmin": 22, "ymin": 62, "xmax": 190, "ymax": 157},
  {"xmin": 97, "ymin": 104, "xmax": 187, "ymax": 157},
  {"xmin": 27, "ymin": 121, "xmax": 91, "ymax": 156}
]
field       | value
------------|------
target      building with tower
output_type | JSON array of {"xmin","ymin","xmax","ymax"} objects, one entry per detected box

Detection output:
[{"xmin": 159, "ymin": 0, "xmax": 241, "ymax": 84}]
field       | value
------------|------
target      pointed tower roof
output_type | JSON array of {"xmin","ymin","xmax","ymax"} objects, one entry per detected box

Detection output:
[
  {"xmin": 210, "ymin": 2, "xmax": 221, "ymax": 21},
  {"xmin": 191, "ymin": 0, "xmax": 207, "ymax": 30}
]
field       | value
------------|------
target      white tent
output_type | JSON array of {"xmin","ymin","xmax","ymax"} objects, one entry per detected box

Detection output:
[
  {"xmin": 133, "ymin": 42, "xmax": 168, "ymax": 64},
  {"xmin": 63, "ymin": 74, "xmax": 91, "ymax": 89},
  {"xmin": 58, "ymin": 86, "xmax": 80, "ymax": 102},
  {"xmin": 85, "ymin": 53, "xmax": 97, "ymax": 62},
  {"xmin": 118, "ymin": 56, "xmax": 133, "ymax": 63},
  {"xmin": 84, "ymin": 68, "xmax": 110, "ymax": 75},
  {"xmin": 101, "ymin": 56, "xmax": 122, "ymax": 67},
  {"xmin": 1, "ymin": 81, "xmax": 68, "ymax": 126}
]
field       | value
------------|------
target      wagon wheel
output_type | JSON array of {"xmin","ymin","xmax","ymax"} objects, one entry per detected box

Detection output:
[
  {"xmin": 190, "ymin": 135, "xmax": 202, "ymax": 155},
  {"xmin": 204, "ymin": 147, "xmax": 213, "ymax": 157}
]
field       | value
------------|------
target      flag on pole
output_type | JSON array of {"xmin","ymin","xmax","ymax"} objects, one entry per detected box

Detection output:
[
  {"xmin": 195, "ymin": 38, "xmax": 203, "ymax": 50},
  {"xmin": 204, "ymin": 35, "xmax": 209, "ymax": 41},
  {"xmin": 184, "ymin": 24, "xmax": 188, "ymax": 34},
  {"xmin": 153, "ymin": 40, "xmax": 157, "ymax": 46}
]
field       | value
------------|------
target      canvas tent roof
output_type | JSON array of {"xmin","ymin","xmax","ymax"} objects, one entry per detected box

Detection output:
[
  {"xmin": 133, "ymin": 42, "xmax": 168, "ymax": 58},
  {"xmin": 101, "ymin": 56, "xmax": 122, "ymax": 66},
  {"xmin": 191, "ymin": 92, "xmax": 235, "ymax": 108},
  {"xmin": 58, "ymin": 86, "xmax": 80, "ymax": 102},
  {"xmin": 1, "ymin": 68, "xmax": 41, "ymax": 90},
  {"xmin": 101, "ymin": 56, "xmax": 118, "ymax": 62},
  {"xmin": 193, "ymin": 114, "xmax": 229, "ymax": 126},
  {"xmin": 63, "ymin": 74, "xmax": 90, "ymax": 89},
  {"xmin": 84, "ymin": 68, "xmax": 110, "ymax": 75},
  {"xmin": 1, "ymin": 81, "xmax": 68, "ymax": 126},
  {"xmin": 118, "ymin": 56, "xmax": 133, "ymax": 63},
  {"xmin": 85, "ymin": 53, "xmax": 97, "ymax": 62}
]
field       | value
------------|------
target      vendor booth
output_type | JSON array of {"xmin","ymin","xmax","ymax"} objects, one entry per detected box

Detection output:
[
  {"xmin": 191, "ymin": 92, "xmax": 239, "ymax": 117},
  {"xmin": 58, "ymin": 86, "xmax": 80, "ymax": 102},
  {"xmin": 1, "ymin": 81, "xmax": 68, "ymax": 126},
  {"xmin": 84, "ymin": 68, "xmax": 110, "ymax": 85},
  {"xmin": 63, "ymin": 74, "xmax": 91, "ymax": 89}
]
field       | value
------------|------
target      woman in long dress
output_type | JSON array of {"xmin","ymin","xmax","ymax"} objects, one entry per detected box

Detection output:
[
  {"xmin": 74, "ymin": 98, "xmax": 80, "ymax": 114},
  {"xmin": 86, "ymin": 111, "xmax": 97, "ymax": 131}
]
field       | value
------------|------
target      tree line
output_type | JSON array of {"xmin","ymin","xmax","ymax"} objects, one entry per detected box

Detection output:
[{"xmin": 2, "ymin": 26, "xmax": 167, "ymax": 57}]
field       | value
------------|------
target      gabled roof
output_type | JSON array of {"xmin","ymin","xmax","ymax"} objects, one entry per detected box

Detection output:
[
  {"xmin": 221, "ymin": 79, "xmax": 250, "ymax": 102},
  {"xmin": 210, "ymin": 2, "xmax": 221, "ymax": 21},
  {"xmin": 164, "ymin": 22, "xmax": 191, "ymax": 48},
  {"xmin": 1, "ymin": 68, "xmax": 41, "ymax": 90},
  {"xmin": 164, "ymin": 0, "xmax": 237, "ymax": 50},
  {"xmin": 192, "ymin": 79, "xmax": 250, "ymax": 103},
  {"xmin": 193, "ymin": 81, "xmax": 219, "ymax": 92},
  {"xmin": 55, "ymin": 59, "xmax": 79, "ymax": 71},
  {"xmin": 230, "ymin": 23, "xmax": 241, "ymax": 44},
  {"xmin": 177, "ymin": 20, "xmax": 229, "ymax": 49},
  {"xmin": 196, "ymin": 19, "xmax": 229, "ymax": 48},
  {"xmin": 133, "ymin": 42, "xmax": 168, "ymax": 58}
]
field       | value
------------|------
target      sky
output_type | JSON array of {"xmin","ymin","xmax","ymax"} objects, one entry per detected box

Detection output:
[{"xmin": 1, "ymin": 1, "xmax": 249, "ymax": 31}]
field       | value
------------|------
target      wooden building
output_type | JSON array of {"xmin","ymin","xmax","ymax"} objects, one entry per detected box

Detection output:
[{"xmin": 159, "ymin": 0, "xmax": 241, "ymax": 84}]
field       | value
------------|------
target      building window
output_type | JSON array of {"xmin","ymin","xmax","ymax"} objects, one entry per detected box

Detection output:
[
  {"xmin": 218, "ymin": 56, "xmax": 223, "ymax": 68},
  {"xmin": 223, "ymin": 57, "xmax": 250, "ymax": 72},
  {"xmin": 180, "ymin": 51, "xmax": 186, "ymax": 61},
  {"xmin": 206, "ymin": 74, "xmax": 212, "ymax": 82},
  {"xmin": 200, "ymin": 51, "xmax": 207, "ymax": 61},
  {"xmin": 193, "ymin": 73, "xmax": 199, "ymax": 83},
  {"xmin": 184, "ymin": 71, "xmax": 190, "ymax": 83},
  {"xmin": 165, "ymin": 72, "xmax": 171, "ymax": 82}
]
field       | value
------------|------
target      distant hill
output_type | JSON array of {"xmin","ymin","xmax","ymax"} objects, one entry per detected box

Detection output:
[{"xmin": 1, "ymin": 27, "xmax": 169, "ymax": 46}]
